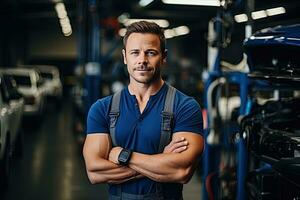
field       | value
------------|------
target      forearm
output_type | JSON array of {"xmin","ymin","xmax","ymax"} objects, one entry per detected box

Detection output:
[
  {"xmin": 129, "ymin": 151, "xmax": 197, "ymax": 183},
  {"xmin": 107, "ymin": 133, "xmax": 203, "ymax": 184},
  {"xmin": 83, "ymin": 134, "xmax": 138, "ymax": 184},
  {"xmin": 128, "ymin": 133, "xmax": 203, "ymax": 183},
  {"xmin": 85, "ymin": 157, "xmax": 136, "ymax": 184}
]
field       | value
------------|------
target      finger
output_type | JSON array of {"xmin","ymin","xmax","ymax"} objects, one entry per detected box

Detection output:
[
  {"xmin": 173, "ymin": 145, "xmax": 187, "ymax": 153},
  {"xmin": 170, "ymin": 137, "xmax": 185, "ymax": 146},
  {"xmin": 164, "ymin": 138, "xmax": 186, "ymax": 153},
  {"xmin": 173, "ymin": 140, "xmax": 188, "ymax": 149},
  {"xmin": 170, "ymin": 141, "xmax": 188, "ymax": 152},
  {"xmin": 169, "ymin": 142, "xmax": 187, "ymax": 153},
  {"xmin": 169, "ymin": 138, "xmax": 186, "ymax": 148},
  {"xmin": 176, "ymin": 137, "xmax": 185, "ymax": 142}
]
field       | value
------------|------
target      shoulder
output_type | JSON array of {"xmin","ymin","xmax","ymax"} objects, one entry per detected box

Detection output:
[
  {"xmin": 86, "ymin": 95, "xmax": 114, "ymax": 134},
  {"xmin": 172, "ymin": 88, "xmax": 203, "ymax": 135},
  {"xmin": 88, "ymin": 96, "xmax": 113, "ymax": 117},
  {"xmin": 174, "ymin": 88, "xmax": 201, "ymax": 111},
  {"xmin": 91, "ymin": 95, "xmax": 112, "ymax": 109}
]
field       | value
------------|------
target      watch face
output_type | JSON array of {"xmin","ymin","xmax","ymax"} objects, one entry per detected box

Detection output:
[
  {"xmin": 122, "ymin": 151, "xmax": 129, "ymax": 158},
  {"xmin": 119, "ymin": 151, "xmax": 129, "ymax": 162},
  {"xmin": 118, "ymin": 149, "xmax": 132, "ymax": 165}
]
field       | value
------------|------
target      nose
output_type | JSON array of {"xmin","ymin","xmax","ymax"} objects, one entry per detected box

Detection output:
[{"xmin": 138, "ymin": 52, "xmax": 148, "ymax": 65}]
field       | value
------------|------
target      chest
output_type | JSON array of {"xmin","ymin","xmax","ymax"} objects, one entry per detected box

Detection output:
[{"xmin": 114, "ymin": 96, "xmax": 164, "ymax": 154}]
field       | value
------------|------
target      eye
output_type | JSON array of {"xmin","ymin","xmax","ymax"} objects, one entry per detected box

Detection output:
[
  {"xmin": 146, "ymin": 51, "xmax": 157, "ymax": 56},
  {"xmin": 130, "ymin": 51, "xmax": 139, "ymax": 56}
]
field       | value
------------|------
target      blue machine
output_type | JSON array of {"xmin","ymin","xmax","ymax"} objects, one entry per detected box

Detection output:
[
  {"xmin": 243, "ymin": 23, "xmax": 300, "ymax": 199},
  {"xmin": 202, "ymin": 1, "xmax": 251, "ymax": 199},
  {"xmin": 203, "ymin": 23, "xmax": 300, "ymax": 199},
  {"xmin": 244, "ymin": 24, "xmax": 300, "ymax": 83},
  {"xmin": 202, "ymin": 71, "xmax": 250, "ymax": 200}
]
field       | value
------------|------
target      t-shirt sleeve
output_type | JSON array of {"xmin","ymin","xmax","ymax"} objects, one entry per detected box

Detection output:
[
  {"xmin": 86, "ymin": 98, "xmax": 110, "ymax": 134},
  {"xmin": 173, "ymin": 97, "xmax": 203, "ymax": 135}
]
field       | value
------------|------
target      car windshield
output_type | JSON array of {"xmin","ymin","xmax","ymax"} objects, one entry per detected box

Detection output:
[
  {"xmin": 40, "ymin": 72, "xmax": 53, "ymax": 80},
  {"xmin": 11, "ymin": 75, "xmax": 32, "ymax": 87}
]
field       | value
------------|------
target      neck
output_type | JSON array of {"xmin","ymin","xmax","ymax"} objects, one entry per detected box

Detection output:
[{"xmin": 128, "ymin": 79, "xmax": 164, "ymax": 102}]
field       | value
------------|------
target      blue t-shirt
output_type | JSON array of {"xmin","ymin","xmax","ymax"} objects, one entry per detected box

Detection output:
[{"xmin": 87, "ymin": 83, "xmax": 203, "ymax": 198}]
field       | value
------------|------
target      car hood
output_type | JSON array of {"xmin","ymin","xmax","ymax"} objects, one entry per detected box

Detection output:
[{"xmin": 244, "ymin": 24, "xmax": 300, "ymax": 47}]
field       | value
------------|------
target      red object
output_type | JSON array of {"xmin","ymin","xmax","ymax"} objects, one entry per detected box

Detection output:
[
  {"xmin": 202, "ymin": 109, "xmax": 208, "ymax": 130},
  {"xmin": 206, "ymin": 171, "xmax": 217, "ymax": 200}
]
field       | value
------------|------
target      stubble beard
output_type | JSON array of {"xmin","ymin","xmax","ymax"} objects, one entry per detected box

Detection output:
[{"xmin": 130, "ymin": 67, "xmax": 161, "ymax": 85}]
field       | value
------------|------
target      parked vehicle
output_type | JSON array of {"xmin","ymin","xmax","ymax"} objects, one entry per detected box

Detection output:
[
  {"xmin": 0, "ymin": 73, "xmax": 24, "ymax": 188},
  {"xmin": 2, "ymin": 74, "xmax": 25, "ymax": 156},
  {"xmin": 22, "ymin": 65, "xmax": 63, "ymax": 101},
  {"xmin": 1, "ymin": 68, "xmax": 46, "ymax": 117}
]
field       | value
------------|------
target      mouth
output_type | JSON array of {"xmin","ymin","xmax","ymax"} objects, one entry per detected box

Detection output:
[{"xmin": 135, "ymin": 67, "xmax": 152, "ymax": 72}]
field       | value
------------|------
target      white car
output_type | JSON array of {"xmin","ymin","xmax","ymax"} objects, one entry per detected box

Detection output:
[
  {"xmin": 0, "ymin": 73, "xmax": 24, "ymax": 187},
  {"xmin": 1, "ymin": 68, "xmax": 46, "ymax": 117},
  {"xmin": 21, "ymin": 65, "xmax": 63, "ymax": 101}
]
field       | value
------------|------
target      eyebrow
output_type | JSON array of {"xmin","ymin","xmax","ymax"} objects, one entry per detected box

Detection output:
[
  {"xmin": 127, "ymin": 48, "xmax": 161, "ymax": 55},
  {"xmin": 146, "ymin": 49, "xmax": 159, "ymax": 52},
  {"xmin": 129, "ymin": 49, "xmax": 140, "ymax": 52},
  {"xmin": 129, "ymin": 48, "xmax": 159, "ymax": 52}
]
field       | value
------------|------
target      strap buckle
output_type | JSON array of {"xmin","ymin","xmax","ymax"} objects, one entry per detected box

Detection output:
[
  {"xmin": 109, "ymin": 112, "xmax": 119, "ymax": 128},
  {"xmin": 161, "ymin": 111, "xmax": 173, "ymax": 131}
]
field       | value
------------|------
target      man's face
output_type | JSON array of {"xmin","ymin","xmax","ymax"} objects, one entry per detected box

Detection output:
[{"xmin": 122, "ymin": 33, "xmax": 166, "ymax": 85}]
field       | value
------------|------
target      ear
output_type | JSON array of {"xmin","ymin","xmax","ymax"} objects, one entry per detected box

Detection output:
[
  {"xmin": 122, "ymin": 49, "xmax": 127, "ymax": 65},
  {"xmin": 162, "ymin": 49, "xmax": 168, "ymax": 63}
]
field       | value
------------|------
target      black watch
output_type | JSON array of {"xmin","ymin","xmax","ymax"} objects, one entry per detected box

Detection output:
[{"xmin": 118, "ymin": 148, "xmax": 132, "ymax": 166}]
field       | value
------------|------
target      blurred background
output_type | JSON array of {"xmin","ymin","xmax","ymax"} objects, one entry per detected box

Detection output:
[{"xmin": 0, "ymin": 0, "xmax": 300, "ymax": 199}]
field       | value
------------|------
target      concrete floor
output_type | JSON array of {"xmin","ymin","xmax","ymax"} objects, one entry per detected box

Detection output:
[{"xmin": 3, "ymin": 99, "xmax": 202, "ymax": 200}]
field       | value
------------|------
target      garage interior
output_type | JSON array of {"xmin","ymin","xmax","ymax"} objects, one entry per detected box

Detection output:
[{"xmin": 0, "ymin": 0, "xmax": 300, "ymax": 199}]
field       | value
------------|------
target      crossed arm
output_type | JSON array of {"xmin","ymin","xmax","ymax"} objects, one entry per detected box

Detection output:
[{"xmin": 83, "ymin": 132, "xmax": 204, "ymax": 184}]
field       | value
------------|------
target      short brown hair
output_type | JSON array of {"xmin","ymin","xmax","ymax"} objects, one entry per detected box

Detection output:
[{"xmin": 123, "ymin": 21, "xmax": 166, "ymax": 53}]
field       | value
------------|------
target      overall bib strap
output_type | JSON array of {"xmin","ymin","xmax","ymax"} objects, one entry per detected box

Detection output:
[
  {"xmin": 109, "ymin": 90, "xmax": 122, "ymax": 147},
  {"xmin": 158, "ymin": 84, "xmax": 176, "ymax": 153}
]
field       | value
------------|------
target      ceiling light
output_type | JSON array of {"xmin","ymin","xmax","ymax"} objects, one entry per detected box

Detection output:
[
  {"xmin": 162, "ymin": 0, "xmax": 220, "ymax": 7},
  {"xmin": 234, "ymin": 14, "xmax": 248, "ymax": 23},
  {"xmin": 118, "ymin": 13, "xmax": 130, "ymax": 24},
  {"xmin": 164, "ymin": 29, "xmax": 176, "ymax": 39},
  {"xmin": 54, "ymin": 2, "xmax": 72, "ymax": 37},
  {"xmin": 60, "ymin": 17, "xmax": 70, "ymax": 26},
  {"xmin": 123, "ymin": 19, "xmax": 169, "ymax": 28},
  {"xmin": 118, "ymin": 28, "xmax": 127, "ymax": 37},
  {"xmin": 63, "ymin": 30, "xmax": 72, "ymax": 37},
  {"xmin": 266, "ymin": 7, "xmax": 286, "ymax": 16},
  {"xmin": 164, "ymin": 25, "xmax": 190, "ymax": 39},
  {"xmin": 174, "ymin": 26, "xmax": 190, "ymax": 35},
  {"xmin": 251, "ymin": 10, "xmax": 267, "ymax": 20},
  {"xmin": 139, "ymin": 0, "xmax": 154, "ymax": 7},
  {"xmin": 234, "ymin": 6, "xmax": 286, "ymax": 23},
  {"xmin": 55, "ymin": 3, "xmax": 67, "ymax": 19}
]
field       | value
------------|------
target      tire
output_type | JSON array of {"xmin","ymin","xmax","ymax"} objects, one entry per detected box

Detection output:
[{"xmin": 0, "ymin": 137, "xmax": 11, "ymax": 188}]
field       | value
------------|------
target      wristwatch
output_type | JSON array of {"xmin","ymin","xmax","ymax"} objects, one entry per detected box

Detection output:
[{"xmin": 118, "ymin": 148, "xmax": 132, "ymax": 166}]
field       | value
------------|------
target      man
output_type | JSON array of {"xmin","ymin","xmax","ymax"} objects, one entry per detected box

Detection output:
[{"xmin": 83, "ymin": 21, "xmax": 204, "ymax": 200}]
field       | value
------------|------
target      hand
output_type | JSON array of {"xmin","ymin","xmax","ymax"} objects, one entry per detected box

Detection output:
[
  {"xmin": 163, "ymin": 137, "xmax": 188, "ymax": 153},
  {"xmin": 109, "ymin": 146, "xmax": 123, "ymax": 164}
]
